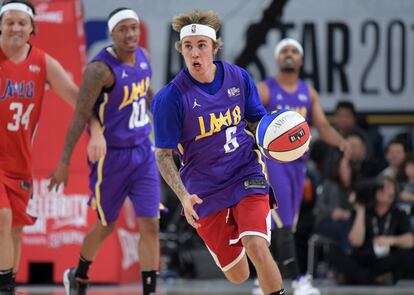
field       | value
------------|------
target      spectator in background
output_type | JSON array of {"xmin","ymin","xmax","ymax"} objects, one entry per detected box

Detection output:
[
  {"xmin": 313, "ymin": 157, "xmax": 356, "ymax": 250},
  {"xmin": 395, "ymin": 124, "xmax": 414, "ymax": 154},
  {"xmin": 328, "ymin": 176, "xmax": 414, "ymax": 285},
  {"xmin": 311, "ymin": 101, "xmax": 364, "ymax": 177},
  {"xmin": 399, "ymin": 156, "xmax": 414, "ymax": 202},
  {"xmin": 332, "ymin": 101, "xmax": 359, "ymax": 137},
  {"xmin": 398, "ymin": 156, "xmax": 414, "ymax": 230},
  {"xmin": 381, "ymin": 140, "xmax": 407, "ymax": 179},
  {"xmin": 346, "ymin": 130, "xmax": 385, "ymax": 180}
]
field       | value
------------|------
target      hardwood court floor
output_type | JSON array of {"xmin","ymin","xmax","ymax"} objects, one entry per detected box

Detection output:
[{"xmin": 16, "ymin": 279, "xmax": 414, "ymax": 295}]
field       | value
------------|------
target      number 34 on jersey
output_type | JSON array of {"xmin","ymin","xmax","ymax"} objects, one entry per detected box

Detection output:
[{"xmin": 7, "ymin": 102, "xmax": 35, "ymax": 132}]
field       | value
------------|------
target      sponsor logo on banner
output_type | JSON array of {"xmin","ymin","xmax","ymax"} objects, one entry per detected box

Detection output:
[
  {"xmin": 23, "ymin": 179, "xmax": 89, "ymax": 248},
  {"xmin": 118, "ymin": 228, "xmax": 140, "ymax": 269},
  {"xmin": 34, "ymin": 3, "xmax": 64, "ymax": 23}
]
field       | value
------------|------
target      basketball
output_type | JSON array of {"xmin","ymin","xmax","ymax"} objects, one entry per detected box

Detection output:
[{"xmin": 255, "ymin": 109, "xmax": 311, "ymax": 162}]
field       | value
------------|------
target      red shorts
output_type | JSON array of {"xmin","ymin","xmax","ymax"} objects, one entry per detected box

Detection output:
[
  {"xmin": 196, "ymin": 194, "xmax": 271, "ymax": 271},
  {"xmin": 0, "ymin": 174, "xmax": 35, "ymax": 226}
]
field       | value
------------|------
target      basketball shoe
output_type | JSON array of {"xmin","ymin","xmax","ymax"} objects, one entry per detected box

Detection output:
[
  {"xmin": 292, "ymin": 274, "xmax": 320, "ymax": 295},
  {"xmin": 63, "ymin": 267, "xmax": 89, "ymax": 295}
]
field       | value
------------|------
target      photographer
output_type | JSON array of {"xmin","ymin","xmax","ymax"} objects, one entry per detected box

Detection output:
[{"xmin": 328, "ymin": 176, "xmax": 414, "ymax": 285}]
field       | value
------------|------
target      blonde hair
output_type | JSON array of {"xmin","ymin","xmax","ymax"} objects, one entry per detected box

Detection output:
[{"xmin": 172, "ymin": 9, "xmax": 223, "ymax": 53}]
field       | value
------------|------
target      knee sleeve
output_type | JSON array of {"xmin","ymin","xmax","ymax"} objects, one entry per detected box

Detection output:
[{"xmin": 270, "ymin": 227, "xmax": 300, "ymax": 279}]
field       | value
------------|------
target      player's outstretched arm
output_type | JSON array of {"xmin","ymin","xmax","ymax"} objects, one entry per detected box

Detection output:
[
  {"xmin": 45, "ymin": 54, "xmax": 107, "ymax": 164},
  {"xmin": 45, "ymin": 54, "xmax": 78, "ymax": 108},
  {"xmin": 310, "ymin": 86, "xmax": 351, "ymax": 158},
  {"xmin": 48, "ymin": 62, "xmax": 114, "ymax": 191},
  {"xmin": 155, "ymin": 148, "xmax": 203, "ymax": 228}
]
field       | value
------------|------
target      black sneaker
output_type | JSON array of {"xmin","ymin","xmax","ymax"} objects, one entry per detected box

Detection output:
[{"xmin": 63, "ymin": 267, "xmax": 89, "ymax": 295}]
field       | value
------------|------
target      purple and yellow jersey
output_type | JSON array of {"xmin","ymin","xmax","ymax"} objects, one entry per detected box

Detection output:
[
  {"xmin": 264, "ymin": 78, "xmax": 311, "ymax": 123},
  {"xmin": 263, "ymin": 77, "xmax": 312, "ymax": 228},
  {"xmin": 92, "ymin": 46, "xmax": 151, "ymax": 147},
  {"xmin": 153, "ymin": 61, "xmax": 268, "ymax": 218}
]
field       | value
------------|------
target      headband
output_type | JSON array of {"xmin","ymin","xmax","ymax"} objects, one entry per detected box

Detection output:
[
  {"xmin": 108, "ymin": 9, "xmax": 139, "ymax": 32},
  {"xmin": 0, "ymin": 2, "xmax": 34, "ymax": 19},
  {"xmin": 180, "ymin": 23, "xmax": 216, "ymax": 41},
  {"xmin": 274, "ymin": 38, "xmax": 303, "ymax": 58}
]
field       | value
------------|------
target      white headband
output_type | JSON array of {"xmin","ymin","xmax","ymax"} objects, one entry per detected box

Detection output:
[
  {"xmin": 274, "ymin": 38, "xmax": 303, "ymax": 58},
  {"xmin": 108, "ymin": 9, "xmax": 139, "ymax": 32},
  {"xmin": 0, "ymin": 3, "xmax": 34, "ymax": 19},
  {"xmin": 180, "ymin": 24, "xmax": 216, "ymax": 41}
]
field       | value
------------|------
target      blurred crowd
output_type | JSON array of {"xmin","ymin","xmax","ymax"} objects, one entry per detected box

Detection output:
[{"xmin": 303, "ymin": 100, "xmax": 414, "ymax": 285}]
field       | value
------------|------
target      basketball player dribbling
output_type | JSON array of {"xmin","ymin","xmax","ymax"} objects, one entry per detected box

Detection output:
[
  {"xmin": 152, "ymin": 9, "xmax": 285, "ymax": 295},
  {"xmin": 253, "ymin": 38, "xmax": 351, "ymax": 295}
]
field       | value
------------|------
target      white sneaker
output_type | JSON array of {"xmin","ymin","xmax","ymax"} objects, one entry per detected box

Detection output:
[
  {"xmin": 251, "ymin": 278, "xmax": 264, "ymax": 295},
  {"xmin": 292, "ymin": 274, "xmax": 320, "ymax": 295}
]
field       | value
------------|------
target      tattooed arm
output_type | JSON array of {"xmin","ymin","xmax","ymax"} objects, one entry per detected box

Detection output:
[
  {"xmin": 147, "ymin": 88, "xmax": 154, "ymax": 110},
  {"xmin": 142, "ymin": 48, "xmax": 154, "ymax": 109},
  {"xmin": 155, "ymin": 148, "xmax": 203, "ymax": 228},
  {"xmin": 48, "ymin": 61, "xmax": 114, "ymax": 191}
]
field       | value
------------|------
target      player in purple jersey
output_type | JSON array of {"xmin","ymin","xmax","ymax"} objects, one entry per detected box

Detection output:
[
  {"xmin": 253, "ymin": 38, "xmax": 351, "ymax": 295},
  {"xmin": 152, "ymin": 10, "xmax": 284, "ymax": 295},
  {"xmin": 48, "ymin": 8, "xmax": 160, "ymax": 295}
]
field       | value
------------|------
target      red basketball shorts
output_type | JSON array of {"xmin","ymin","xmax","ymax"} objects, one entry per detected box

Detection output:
[
  {"xmin": 0, "ymin": 174, "xmax": 35, "ymax": 226},
  {"xmin": 196, "ymin": 194, "xmax": 271, "ymax": 272}
]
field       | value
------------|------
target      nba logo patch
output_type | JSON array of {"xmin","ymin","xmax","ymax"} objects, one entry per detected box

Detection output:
[
  {"xmin": 227, "ymin": 87, "xmax": 240, "ymax": 98},
  {"xmin": 29, "ymin": 64, "xmax": 41, "ymax": 73},
  {"xmin": 298, "ymin": 94, "xmax": 308, "ymax": 102},
  {"xmin": 191, "ymin": 24, "xmax": 196, "ymax": 33}
]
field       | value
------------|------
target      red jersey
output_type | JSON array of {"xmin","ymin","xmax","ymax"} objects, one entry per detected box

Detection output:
[{"xmin": 0, "ymin": 45, "xmax": 47, "ymax": 178}]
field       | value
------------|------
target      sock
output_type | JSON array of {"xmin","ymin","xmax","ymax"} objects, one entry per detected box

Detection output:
[
  {"xmin": 75, "ymin": 255, "xmax": 92, "ymax": 279},
  {"xmin": 12, "ymin": 272, "xmax": 16, "ymax": 288},
  {"xmin": 270, "ymin": 289, "xmax": 285, "ymax": 295},
  {"xmin": 0, "ymin": 269, "xmax": 13, "ymax": 291},
  {"xmin": 142, "ymin": 270, "xmax": 157, "ymax": 295}
]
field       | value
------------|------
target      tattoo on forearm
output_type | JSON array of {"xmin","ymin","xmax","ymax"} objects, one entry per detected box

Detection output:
[
  {"xmin": 61, "ymin": 112, "xmax": 89, "ymax": 165},
  {"xmin": 155, "ymin": 149, "xmax": 188, "ymax": 202},
  {"xmin": 146, "ymin": 88, "xmax": 154, "ymax": 111},
  {"xmin": 61, "ymin": 62, "xmax": 113, "ymax": 165}
]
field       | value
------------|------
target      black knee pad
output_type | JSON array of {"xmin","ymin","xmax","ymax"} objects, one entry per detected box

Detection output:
[{"xmin": 270, "ymin": 227, "xmax": 300, "ymax": 279}]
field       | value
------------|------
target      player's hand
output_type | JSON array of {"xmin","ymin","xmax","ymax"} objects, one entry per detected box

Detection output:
[
  {"xmin": 181, "ymin": 194, "xmax": 203, "ymax": 229},
  {"xmin": 48, "ymin": 162, "xmax": 70, "ymax": 192},
  {"xmin": 87, "ymin": 130, "xmax": 107, "ymax": 164}
]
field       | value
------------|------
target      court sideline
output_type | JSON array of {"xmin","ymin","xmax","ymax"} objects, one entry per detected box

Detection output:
[{"xmin": 16, "ymin": 278, "xmax": 414, "ymax": 295}]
